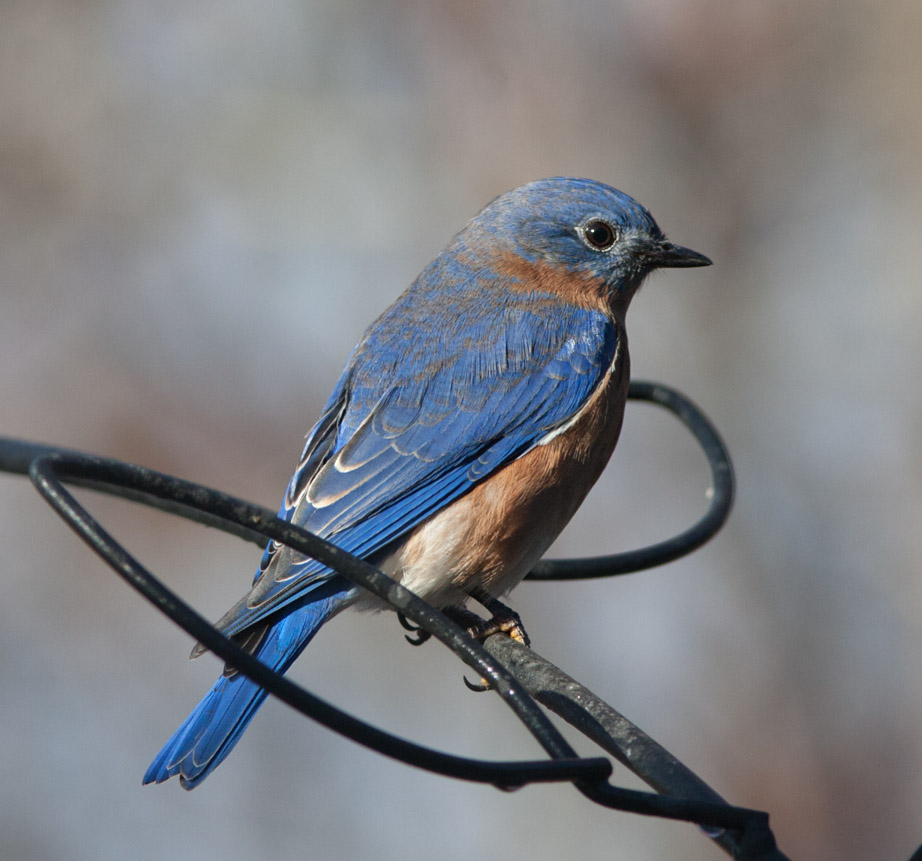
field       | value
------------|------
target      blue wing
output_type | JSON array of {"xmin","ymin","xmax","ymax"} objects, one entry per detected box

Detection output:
[{"xmin": 218, "ymin": 295, "xmax": 618, "ymax": 637}]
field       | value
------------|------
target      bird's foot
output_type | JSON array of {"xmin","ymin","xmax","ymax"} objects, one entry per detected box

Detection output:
[
  {"xmin": 397, "ymin": 596, "xmax": 530, "ymax": 691},
  {"xmin": 468, "ymin": 589, "xmax": 531, "ymax": 648},
  {"xmin": 452, "ymin": 594, "xmax": 531, "ymax": 692}
]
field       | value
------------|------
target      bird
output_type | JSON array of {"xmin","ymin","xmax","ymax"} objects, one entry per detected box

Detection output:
[{"xmin": 143, "ymin": 177, "xmax": 711, "ymax": 789}]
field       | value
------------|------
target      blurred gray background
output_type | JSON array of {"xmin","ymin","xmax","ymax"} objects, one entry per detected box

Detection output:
[{"xmin": 2, "ymin": 2, "xmax": 920, "ymax": 859}]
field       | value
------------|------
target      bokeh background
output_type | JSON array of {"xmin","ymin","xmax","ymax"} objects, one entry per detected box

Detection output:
[{"xmin": 2, "ymin": 2, "xmax": 921, "ymax": 859}]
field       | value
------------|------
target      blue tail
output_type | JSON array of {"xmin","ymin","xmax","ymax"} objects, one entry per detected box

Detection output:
[{"xmin": 143, "ymin": 587, "xmax": 348, "ymax": 790}]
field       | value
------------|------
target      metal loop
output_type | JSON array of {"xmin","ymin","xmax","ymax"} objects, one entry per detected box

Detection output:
[
  {"xmin": 528, "ymin": 380, "xmax": 734, "ymax": 580},
  {"xmin": 0, "ymin": 383, "xmax": 786, "ymax": 858}
]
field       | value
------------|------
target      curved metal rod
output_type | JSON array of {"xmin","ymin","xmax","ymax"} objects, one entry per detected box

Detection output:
[
  {"xmin": 20, "ymin": 451, "xmax": 761, "ymax": 833},
  {"xmin": 26, "ymin": 452, "xmax": 609, "ymax": 788},
  {"xmin": 483, "ymin": 635, "xmax": 788, "ymax": 859},
  {"xmin": 0, "ymin": 437, "xmax": 270, "ymax": 547},
  {"xmin": 0, "ymin": 383, "xmax": 758, "ymax": 838},
  {"xmin": 527, "ymin": 380, "xmax": 735, "ymax": 580}
]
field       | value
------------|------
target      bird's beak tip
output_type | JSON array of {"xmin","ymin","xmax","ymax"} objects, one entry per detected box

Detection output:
[{"xmin": 655, "ymin": 242, "xmax": 712, "ymax": 269}]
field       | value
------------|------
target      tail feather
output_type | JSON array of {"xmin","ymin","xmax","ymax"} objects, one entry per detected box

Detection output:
[{"xmin": 144, "ymin": 589, "xmax": 347, "ymax": 789}]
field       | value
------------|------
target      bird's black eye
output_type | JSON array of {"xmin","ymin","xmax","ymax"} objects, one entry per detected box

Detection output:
[{"xmin": 581, "ymin": 219, "xmax": 618, "ymax": 251}]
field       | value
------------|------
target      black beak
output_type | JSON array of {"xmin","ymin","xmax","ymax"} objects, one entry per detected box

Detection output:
[{"xmin": 648, "ymin": 241, "xmax": 712, "ymax": 269}]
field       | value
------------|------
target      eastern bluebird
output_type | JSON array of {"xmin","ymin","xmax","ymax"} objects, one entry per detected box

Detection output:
[{"xmin": 143, "ymin": 177, "xmax": 710, "ymax": 789}]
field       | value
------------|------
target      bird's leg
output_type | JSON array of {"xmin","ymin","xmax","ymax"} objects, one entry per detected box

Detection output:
[
  {"xmin": 455, "ymin": 590, "xmax": 531, "ymax": 693},
  {"xmin": 467, "ymin": 587, "xmax": 531, "ymax": 648},
  {"xmin": 398, "ymin": 597, "xmax": 530, "ymax": 692},
  {"xmin": 397, "ymin": 600, "xmax": 530, "ymax": 693}
]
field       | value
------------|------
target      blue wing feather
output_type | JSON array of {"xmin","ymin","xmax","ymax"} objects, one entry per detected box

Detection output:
[{"xmin": 224, "ymin": 296, "xmax": 618, "ymax": 636}]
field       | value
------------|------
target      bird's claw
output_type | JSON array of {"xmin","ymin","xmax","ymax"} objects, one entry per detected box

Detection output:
[
  {"xmin": 452, "ymin": 593, "xmax": 532, "ymax": 692},
  {"xmin": 398, "ymin": 598, "xmax": 530, "ymax": 691},
  {"xmin": 463, "ymin": 675, "xmax": 491, "ymax": 693},
  {"xmin": 462, "ymin": 613, "xmax": 531, "ymax": 648},
  {"xmin": 468, "ymin": 590, "xmax": 531, "ymax": 648},
  {"xmin": 397, "ymin": 612, "xmax": 431, "ymax": 646}
]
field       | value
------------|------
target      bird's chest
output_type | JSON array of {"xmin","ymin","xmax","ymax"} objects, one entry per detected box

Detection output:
[{"xmin": 386, "ymin": 343, "xmax": 630, "ymax": 606}]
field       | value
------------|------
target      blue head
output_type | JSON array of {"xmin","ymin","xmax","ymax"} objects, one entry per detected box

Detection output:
[{"xmin": 452, "ymin": 177, "xmax": 710, "ymax": 306}]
